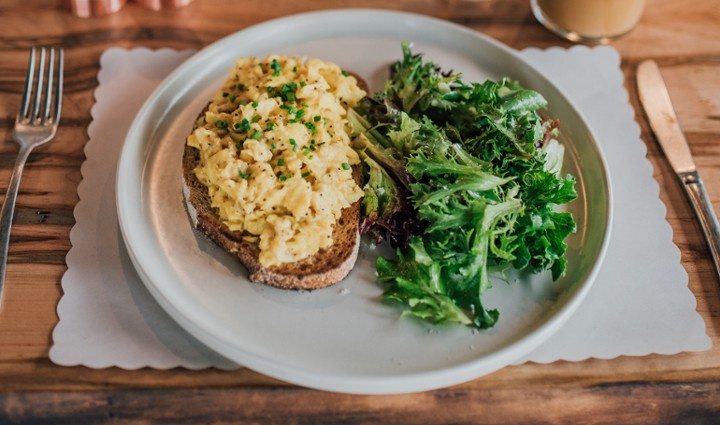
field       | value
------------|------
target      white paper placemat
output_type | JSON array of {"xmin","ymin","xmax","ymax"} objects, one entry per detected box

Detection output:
[{"xmin": 50, "ymin": 45, "xmax": 711, "ymax": 371}]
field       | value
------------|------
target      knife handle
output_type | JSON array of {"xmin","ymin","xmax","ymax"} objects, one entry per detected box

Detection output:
[{"xmin": 679, "ymin": 171, "xmax": 720, "ymax": 281}]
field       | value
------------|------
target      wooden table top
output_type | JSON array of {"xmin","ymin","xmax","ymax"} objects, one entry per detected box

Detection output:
[{"xmin": 1, "ymin": 0, "xmax": 719, "ymax": 422}]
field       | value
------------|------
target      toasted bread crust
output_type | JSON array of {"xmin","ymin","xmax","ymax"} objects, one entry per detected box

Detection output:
[{"xmin": 182, "ymin": 108, "xmax": 361, "ymax": 290}]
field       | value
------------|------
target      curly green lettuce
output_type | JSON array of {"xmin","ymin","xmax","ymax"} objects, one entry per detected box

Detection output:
[{"xmin": 350, "ymin": 43, "xmax": 577, "ymax": 329}]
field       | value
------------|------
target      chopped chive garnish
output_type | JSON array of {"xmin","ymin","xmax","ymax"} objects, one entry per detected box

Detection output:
[
  {"xmin": 310, "ymin": 145, "xmax": 316, "ymax": 151},
  {"xmin": 271, "ymin": 58, "xmax": 282, "ymax": 77},
  {"xmin": 233, "ymin": 118, "xmax": 252, "ymax": 133},
  {"xmin": 282, "ymin": 83, "xmax": 297, "ymax": 98},
  {"xmin": 313, "ymin": 115, "xmax": 321, "ymax": 122},
  {"xmin": 280, "ymin": 104, "xmax": 296, "ymax": 113},
  {"xmin": 279, "ymin": 174, "xmax": 287, "ymax": 182},
  {"xmin": 289, "ymin": 138, "xmax": 296, "ymax": 145},
  {"xmin": 215, "ymin": 120, "xmax": 228, "ymax": 129},
  {"xmin": 299, "ymin": 81, "xmax": 307, "ymax": 87},
  {"xmin": 238, "ymin": 170, "xmax": 250, "ymax": 179},
  {"xmin": 266, "ymin": 122, "xmax": 276, "ymax": 130},
  {"xmin": 293, "ymin": 145, "xmax": 298, "ymax": 152},
  {"xmin": 301, "ymin": 171, "xmax": 311, "ymax": 178},
  {"xmin": 229, "ymin": 95, "xmax": 236, "ymax": 103},
  {"xmin": 342, "ymin": 162, "xmax": 350, "ymax": 170},
  {"xmin": 292, "ymin": 66, "xmax": 297, "ymax": 72},
  {"xmin": 271, "ymin": 142, "xmax": 276, "ymax": 149},
  {"xmin": 251, "ymin": 130, "xmax": 262, "ymax": 140},
  {"xmin": 288, "ymin": 119, "xmax": 297, "ymax": 124},
  {"xmin": 251, "ymin": 101, "xmax": 259, "ymax": 108},
  {"xmin": 235, "ymin": 141, "xmax": 242, "ymax": 149},
  {"xmin": 277, "ymin": 158, "xmax": 285, "ymax": 166},
  {"xmin": 295, "ymin": 109, "xmax": 305, "ymax": 119},
  {"xmin": 305, "ymin": 122, "xmax": 317, "ymax": 134},
  {"xmin": 251, "ymin": 115, "xmax": 261, "ymax": 123},
  {"xmin": 341, "ymin": 70, "xmax": 349, "ymax": 77},
  {"xmin": 268, "ymin": 82, "xmax": 299, "ymax": 102}
]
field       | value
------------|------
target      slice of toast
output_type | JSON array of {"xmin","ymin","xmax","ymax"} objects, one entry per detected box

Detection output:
[{"xmin": 182, "ymin": 115, "xmax": 361, "ymax": 290}]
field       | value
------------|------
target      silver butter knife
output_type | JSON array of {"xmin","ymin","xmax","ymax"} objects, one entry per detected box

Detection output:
[{"xmin": 637, "ymin": 59, "xmax": 720, "ymax": 281}]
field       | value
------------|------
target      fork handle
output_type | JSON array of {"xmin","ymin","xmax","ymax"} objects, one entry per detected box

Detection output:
[{"xmin": 0, "ymin": 144, "xmax": 33, "ymax": 308}]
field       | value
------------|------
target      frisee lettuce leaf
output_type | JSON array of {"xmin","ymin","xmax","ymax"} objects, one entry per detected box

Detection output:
[{"xmin": 350, "ymin": 42, "xmax": 577, "ymax": 328}]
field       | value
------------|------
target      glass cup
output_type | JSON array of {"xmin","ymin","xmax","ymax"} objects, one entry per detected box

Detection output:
[{"xmin": 531, "ymin": 0, "xmax": 646, "ymax": 44}]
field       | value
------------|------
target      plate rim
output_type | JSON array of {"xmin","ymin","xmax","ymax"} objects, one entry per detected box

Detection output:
[{"xmin": 116, "ymin": 8, "xmax": 613, "ymax": 394}]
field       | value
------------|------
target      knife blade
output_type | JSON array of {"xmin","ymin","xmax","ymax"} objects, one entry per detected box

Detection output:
[{"xmin": 637, "ymin": 59, "xmax": 720, "ymax": 281}]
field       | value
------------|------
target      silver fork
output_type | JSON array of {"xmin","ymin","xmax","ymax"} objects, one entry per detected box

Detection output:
[{"xmin": 0, "ymin": 47, "xmax": 64, "ymax": 309}]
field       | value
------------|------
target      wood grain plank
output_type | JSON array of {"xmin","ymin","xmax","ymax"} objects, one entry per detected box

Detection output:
[{"xmin": 1, "ymin": 382, "xmax": 719, "ymax": 425}]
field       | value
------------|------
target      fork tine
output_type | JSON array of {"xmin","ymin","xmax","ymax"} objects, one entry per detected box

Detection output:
[
  {"xmin": 30, "ymin": 47, "xmax": 46, "ymax": 122},
  {"xmin": 42, "ymin": 48, "xmax": 55, "ymax": 122},
  {"xmin": 53, "ymin": 49, "xmax": 64, "ymax": 123},
  {"xmin": 18, "ymin": 47, "xmax": 36, "ymax": 120}
]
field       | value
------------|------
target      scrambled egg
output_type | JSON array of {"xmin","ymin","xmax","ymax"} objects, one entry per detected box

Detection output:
[{"xmin": 187, "ymin": 55, "xmax": 366, "ymax": 267}]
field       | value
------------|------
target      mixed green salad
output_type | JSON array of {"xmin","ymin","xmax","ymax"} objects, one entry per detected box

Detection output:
[{"xmin": 349, "ymin": 43, "xmax": 577, "ymax": 329}]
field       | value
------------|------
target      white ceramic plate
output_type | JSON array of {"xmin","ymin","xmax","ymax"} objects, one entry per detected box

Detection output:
[{"xmin": 116, "ymin": 9, "xmax": 612, "ymax": 394}]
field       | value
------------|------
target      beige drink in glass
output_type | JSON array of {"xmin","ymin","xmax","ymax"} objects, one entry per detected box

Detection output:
[{"xmin": 531, "ymin": 0, "xmax": 646, "ymax": 43}]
